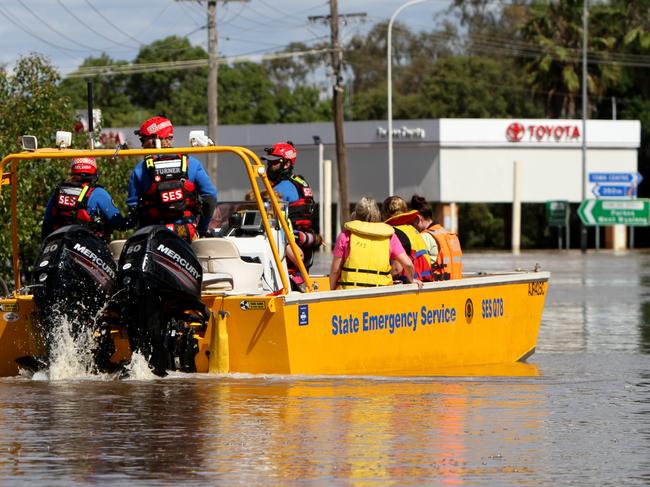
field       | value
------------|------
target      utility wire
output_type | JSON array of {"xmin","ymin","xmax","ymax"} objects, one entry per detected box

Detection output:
[
  {"xmin": 15, "ymin": 0, "xmax": 114, "ymax": 52},
  {"xmin": 55, "ymin": 0, "xmax": 135, "ymax": 49},
  {"xmin": 0, "ymin": 4, "xmax": 87, "ymax": 55},
  {"xmin": 84, "ymin": 0, "xmax": 145, "ymax": 46},
  {"xmin": 65, "ymin": 46, "xmax": 333, "ymax": 78}
]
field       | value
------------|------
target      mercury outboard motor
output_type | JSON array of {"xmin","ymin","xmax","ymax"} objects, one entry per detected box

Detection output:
[
  {"xmin": 30, "ymin": 225, "xmax": 117, "ymax": 370},
  {"xmin": 114, "ymin": 225, "xmax": 209, "ymax": 376}
]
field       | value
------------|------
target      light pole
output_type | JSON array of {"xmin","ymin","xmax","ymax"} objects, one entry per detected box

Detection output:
[
  {"xmin": 387, "ymin": 0, "xmax": 429, "ymax": 196},
  {"xmin": 313, "ymin": 135, "xmax": 324, "ymax": 239},
  {"xmin": 580, "ymin": 0, "xmax": 589, "ymax": 252}
]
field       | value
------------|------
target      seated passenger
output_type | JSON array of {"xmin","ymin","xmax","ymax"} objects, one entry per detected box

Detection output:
[
  {"xmin": 382, "ymin": 195, "xmax": 434, "ymax": 283},
  {"xmin": 410, "ymin": 194, "xmax": 463, "ymax": 280},
  {"xmin": 329, "ymin": 197, "xmax": 422, "ymax": 290}
]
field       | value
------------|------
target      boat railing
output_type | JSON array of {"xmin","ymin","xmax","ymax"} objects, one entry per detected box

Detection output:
[{"xmin": 0, "ymin": 145, "xmax": 313, "ymax": 295}]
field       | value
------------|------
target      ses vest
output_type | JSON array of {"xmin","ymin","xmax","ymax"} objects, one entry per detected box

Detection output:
[
  {"xmin": 338, "ymin": 221, "xmax": 394, "ymax": 289},
  {"xmin": 284, "ymin": 174, "xmax": 315, "ymax": 231},
  {"xmin": 423, "ymin": 224, "xmax": 463, "ymax": 280},
  {"xmin": 395, "ymin": 224, "xmax": 434, "ymax": 282},
  {"xmin": 140, "ymin": 155, "xmax": 199, "ymax": 224},
  {"xmin": 51, "ymin": 181, "xmax": 106, "ymax": 236}
]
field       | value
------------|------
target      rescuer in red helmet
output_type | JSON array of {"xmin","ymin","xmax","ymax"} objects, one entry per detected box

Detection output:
[
  {"xmin": 127, "ymin": 116, "xmax": 218, "ymax": 241},
  {"xmin": 42, "ymin": 157, "xmax": 129, "ymax": 241},
  {"xmin": 260, "ymin": 141, "xmax": 322, "ymax": 289}
]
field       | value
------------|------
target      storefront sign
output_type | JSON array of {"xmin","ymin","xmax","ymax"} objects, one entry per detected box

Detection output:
[
  {"xmin": 376, "ymin": 126, "xmax": 426, "ymax": 139},
  {"xmin": 506, "ymin": 122, "xmax": 581, "ymax": 143}
]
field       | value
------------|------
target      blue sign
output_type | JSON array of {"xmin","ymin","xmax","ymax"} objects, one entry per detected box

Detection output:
[
  {"xmin": 298, "ymin": 304, "xmax": 309, "ymax": 326},
  {"xmin": 592, "ymin": 184, "xmax": 635, "ymax": 198},
  {"xmin": 589, "ymin": 172, "xmax": 643, "ymax": 185}
]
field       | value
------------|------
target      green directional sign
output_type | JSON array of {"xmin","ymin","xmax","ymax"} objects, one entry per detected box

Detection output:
[
  {"xmin": 546, "ymin": 200, "xmax": 569, "ymax": 226},
  {"xmin": 578, "ymin": 198, "xmax": 650, "ymax": 226}
]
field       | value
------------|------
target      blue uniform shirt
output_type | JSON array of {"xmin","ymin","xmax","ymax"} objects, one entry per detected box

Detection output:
[
  {"xmin": 127, "ymin": 155, "xmax": 218, "ymax": 233},
  {"xmin": 273, "ymin": 179, "xmax": 299, "ymax": 203},
  {"xmin": 42, "ymin": 186, "xmax": 128, "ymax": 238}
]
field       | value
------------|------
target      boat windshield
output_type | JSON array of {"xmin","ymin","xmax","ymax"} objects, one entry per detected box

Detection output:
[{"xmin": 208, "ymin": 201, "xmax": 288, "ymax": 237}]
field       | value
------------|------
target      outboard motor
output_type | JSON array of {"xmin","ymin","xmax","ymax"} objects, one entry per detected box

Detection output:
[
  {"xmin": 31, "ymin": 225, "xmax": 117, "ymax": 370},
  {"xmin": 114, "ymin": 225, "xmax": 209, "ymax": 376}
]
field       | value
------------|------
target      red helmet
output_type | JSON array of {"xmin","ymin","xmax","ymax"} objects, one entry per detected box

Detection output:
[
  {"xmin": 135, "ymin": 116, "xmax": 174, "ymax": 139},
  {"xmin": 71, "ymin": 157, "xmax": 97, "ymax": 175},
  {"xmin": 262, "ymin": 141, "xmax": 297, "ymax": 165}
]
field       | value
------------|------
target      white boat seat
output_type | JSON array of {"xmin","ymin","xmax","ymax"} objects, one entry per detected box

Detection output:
[
  {"xmin": 192, "ymin": 238, "xmax": 263, "ymax": 291},
  {"xmin": 109, "ymin": 239, "xmax": 126, "ymax": 263},
  {"xmin": 202, "ymin": 272, "xmax": 235, "ymax": 292}
]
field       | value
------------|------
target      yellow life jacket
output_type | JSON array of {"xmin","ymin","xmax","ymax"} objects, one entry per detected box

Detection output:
[
  {"xmin": 395, "ymin": 224, "xmax": 434, "ymax": 281},
  {"xmin": 338, "ymin": 221, "xmax": 394, "ymax": 289},
  {"xmin": 424, "ymin": 224, "xmax": 463, "ymax": 280}
]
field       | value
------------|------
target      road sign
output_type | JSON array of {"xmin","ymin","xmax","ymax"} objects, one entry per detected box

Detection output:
[
  {"xmin": 546, "ymin": 200, "xmax": 569, "ymax": 226},
  {"xmin": 591, "ymin": 184, "xmax": 634, "ymax": 198},
  {"xmin": 578, "ymin": 199, "xmax": 650, "ymax": 226},
  {"xmin": 589, "ymin": 172, "xmax": 643, "ymax": 185}
]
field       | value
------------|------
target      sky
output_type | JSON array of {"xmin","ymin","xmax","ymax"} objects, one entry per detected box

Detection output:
[{"xmin": 0, "ymin": 0, "xmax": 450, "ymax": 77}]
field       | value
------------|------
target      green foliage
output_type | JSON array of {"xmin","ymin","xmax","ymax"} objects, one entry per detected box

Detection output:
[
  {"xmin": 128, "ymin": 36, "xmax": 209, "ymax": 124},
  {"xmin": 59, "ymin": 54, "xmax": 137, "ymax": 127},
  {"xmin": 218, "ymin": 62, "xmax": 278, "ymax": 124},
  {"xmin": 458, "ymin": 203, "xmax": 504, "ymax": 249},
  {"xmin": 0, "ymin": 55, "xmax": 77, "ymax": 285},
  {"xmin": 406, "ymin": 56, "xmax": 543, "ymax": 119}
]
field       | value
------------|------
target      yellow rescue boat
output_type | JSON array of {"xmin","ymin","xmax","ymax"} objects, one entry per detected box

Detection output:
[{"xmin": 0, "ymin": 140, "xmax": 549, "ymax": 377}]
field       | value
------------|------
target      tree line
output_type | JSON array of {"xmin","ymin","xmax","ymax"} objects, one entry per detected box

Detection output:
[{"xmin": 2, "ymin": 0, "xmax": 650, "ymax": 283}]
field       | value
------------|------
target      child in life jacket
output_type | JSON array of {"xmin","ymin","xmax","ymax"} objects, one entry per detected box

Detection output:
[{"xmin": 410, "ymin": 194, "xmax": 463, "ymax": 280}]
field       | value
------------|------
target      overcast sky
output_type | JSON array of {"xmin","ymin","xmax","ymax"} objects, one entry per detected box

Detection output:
[{"xmin": 0, "ymin": 0, "xmax": 448, "ymax": 76}]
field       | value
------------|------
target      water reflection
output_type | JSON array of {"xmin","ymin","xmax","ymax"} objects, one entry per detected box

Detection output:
[
  {"xmin": 0, "ymin": 251, "xmax": 649, "ymax": 484},
  {"xmin": 196, "ymin": 376, "xmax": 547, "ymax": 484},
  {"xmin": 0, "ymin": 374, "xmax": 548, "ymax": 484}
]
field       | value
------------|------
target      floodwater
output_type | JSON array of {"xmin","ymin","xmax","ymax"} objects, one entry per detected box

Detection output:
[{"xmin": 1, "ymin": 251, "xmax": 649, "ymax": 485}]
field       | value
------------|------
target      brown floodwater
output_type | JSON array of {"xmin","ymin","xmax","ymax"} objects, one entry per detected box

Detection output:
[{"xmin": 0, "ymin": 250, "xmax": 648, "ymax": 485}]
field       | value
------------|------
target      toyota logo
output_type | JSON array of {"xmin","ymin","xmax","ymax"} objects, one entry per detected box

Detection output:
[{"xmin": 506, "ymin": 122, "xmax": 525, "ymax": 142}]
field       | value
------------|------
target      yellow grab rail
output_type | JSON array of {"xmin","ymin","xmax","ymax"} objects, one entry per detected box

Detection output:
[{"xmin": 0, "ymin": 145, "xmax": 313, "ymax": 294}]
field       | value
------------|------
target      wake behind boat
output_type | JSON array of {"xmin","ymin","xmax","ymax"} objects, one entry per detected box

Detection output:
[{"xmin": 0, "ymin": 139, "xmax": 549, "ymax": 377}]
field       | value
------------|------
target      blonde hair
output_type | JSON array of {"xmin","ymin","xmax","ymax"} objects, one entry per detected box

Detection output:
[
  {"xmin": 351, "ymin": 196, "xmax": 381, "ymax": 222},
  {"xmin": 382, "ymin": 195, "xmax": 408, "ymax": 219}
]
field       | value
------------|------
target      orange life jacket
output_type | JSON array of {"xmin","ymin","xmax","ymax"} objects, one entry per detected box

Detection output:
[{"xmin": 423, "ymin": 224, "xmax": 463, "ymax": 280}]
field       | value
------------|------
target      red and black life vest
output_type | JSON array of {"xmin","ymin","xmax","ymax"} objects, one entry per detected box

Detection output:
[
  {"xmin": 284, "ymin": 174, "xmax": 315, "ymax": 231},
  {"xmin": 51, "ymin": 181, "xmax": 105, "ymax": 236},
  {"xmin": 139, "ymin": 154, "xmax": 199, "ymax": 225}
]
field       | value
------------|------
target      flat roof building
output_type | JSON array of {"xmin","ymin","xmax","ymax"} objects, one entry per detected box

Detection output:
[{"xmin": 107, "ymin": 117, "xmax": 640, "ymax": 204}]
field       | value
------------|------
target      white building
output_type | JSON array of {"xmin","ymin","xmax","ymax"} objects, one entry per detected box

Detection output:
[{"xmin": 109, "ymin": 118, "xmax": 641, "ymax": 244}]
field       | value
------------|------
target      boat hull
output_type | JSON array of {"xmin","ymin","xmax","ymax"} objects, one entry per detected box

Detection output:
[
  {"xmin": 195, "ymin": 271, "xmax": 549, "ymax": 376},
  {"xmin": 0, "ymin": 272, "xmax": 548, "ymax": 377}
]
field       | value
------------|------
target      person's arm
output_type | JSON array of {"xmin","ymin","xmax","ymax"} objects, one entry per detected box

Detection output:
[
  {"xmin": 41, "ymin": 195, "xmax": 55, "ymax": 240},
  {"xmin": 126, "ymin": 163, "xmax": 144, "ymax": 209},
  {"xmin": 272, "ymin": 180, "xmax": 299, "ymax": 203},
  {"xmin": 92, "ymin": 189, "xmax": 130, "ymax": 230},
  {"xmin": 329, "ymin": 256, "xmax": 343, "ymax": 290},
  {"xmin": 421, "ymin": 232, "xmax": 439, "ymax": 259},
  {"xmin": 395, "ymin": 252, "xmax": 422, "ymax": 288},
  {"xmin": 389, "ymin": 235, "xmax": 422, "ymax": 288},
  {"xmin": 189, "ymin": 158, "xmax": 218, "ymax": 233},
  {"xmin": 329, "ymin": 231, "xmax": 348, "ymax": 290}
]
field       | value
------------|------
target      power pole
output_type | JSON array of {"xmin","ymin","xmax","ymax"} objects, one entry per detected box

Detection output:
[
  {"xmin": 310, "ymin": 5, "xmax": 366, "ymax": 225},
  {"xmin": 207, "ymin": 0, "xmax": 218, "ymax": 180},
  {"xmin": 176, "ymin": 0, "xmax": 249, "ymax": 183}
]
